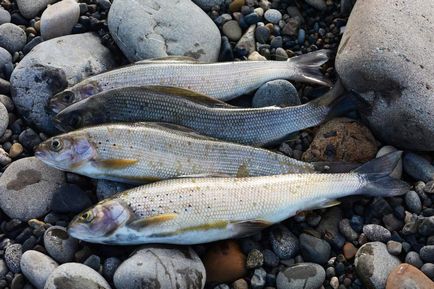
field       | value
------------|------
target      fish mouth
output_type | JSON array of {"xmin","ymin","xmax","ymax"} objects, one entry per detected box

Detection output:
[{"xmin": 49, "ymin": 91, "xmax": 75, "ymax": 113}]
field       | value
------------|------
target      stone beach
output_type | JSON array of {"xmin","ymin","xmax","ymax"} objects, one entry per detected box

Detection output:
[{"xmin": 0, "ymin": 0, "xmax": 432, "ymax": 289}]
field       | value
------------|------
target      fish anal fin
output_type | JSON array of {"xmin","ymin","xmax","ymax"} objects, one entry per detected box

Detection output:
[
  {"xmin": 311, "ymin": 200, "xmax": 341, "ymax": 210},
  {"xmin": 128, "ymin": 213, "xmax": 178, "ymax": 230},
  {"xmin": 94, "ymin": 159, "xmax": 138, "ymax": 169},
  {"xmin": 232, "ymin": 220, "xmax": 272, "ymax": 237}
]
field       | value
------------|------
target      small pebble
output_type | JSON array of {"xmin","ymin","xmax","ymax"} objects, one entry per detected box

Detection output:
[
  {"xmin": 264, "ymin": 9, "xmax": 282, "ymax": 24},
  {"xmin": 420, "ymin": 246, "xmax": 434, "ymax": 263},
  {"xmin": 405, "ymin": 251, "xmax": 424, "ymax": 268},
  {"xmin": 20, "ymin": 250, "xmax": 58, "ymax": 289},
  {"xmin": 103, "ymin": 257, "xmax": 121, "ymax": 281},
  {"xmin": 0, "ymin": 23, "xmax": 26, "ymax": 54},
  {"xmin": 9, "ymin": 143, "xmax": 23, "ymax": 158},
  {"xmin": 251, "ymin": 268, "xmax": 266, "ymax": 289},
  {"xmin": 222, "ymin": 20, "xmax": 242, "ymax": 41},
  {"xmin": 363, "ymin": 224, "xmax": 391, "ymax": 243},
  {"xmin": 269, "ymin": 225, "xmax": 299, "ymax": 260},
  {"xmin": 386, "ymin": 241, "xmax": 402, "ymax": 256},
  {"xmin": 405, "ymin": 190, "xmax": 422, "ymax": 214},
  {"xmin": 299, "ymin": 233, "xmax": 331, "ymax": 265},
  {"xmin": 246, "ymin": 249, "xmax": 264, "ymax": 269},
  {"xmin": 252, "ymin": 80, "xmax": 300, "ymax": 108},
  {"xmin": 5, "ymin": 243, "xmax": 22, "ymax": 273},
  {"xmin": 44, "ymin": 226, "xmax": 78, "ymax": 263},
  {"xmin": 276, "ymin": 263, "xmax": 325, "ymax": 289}
]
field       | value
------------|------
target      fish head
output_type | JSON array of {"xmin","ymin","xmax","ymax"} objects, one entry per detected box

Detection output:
[
  {"xmin": 68, "ymin": 199, "xmax": 131, "ymax": 243},
  {"xmin": 49, "ymin": 80, "xmax": 102, "ymax": 113},
  {"xmin": 34, "ymin": 133, "xmax": 96, "ymax": 171}
]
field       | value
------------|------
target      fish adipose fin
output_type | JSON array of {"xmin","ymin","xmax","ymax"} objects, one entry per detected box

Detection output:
[
  {"xmin": 232, "ymin": 219, "xmax": 272, "ymax": 237},
  {"xmin": 288, "ymin": 49, "xmax": 333, "ymax": 87},
  {"xmin": 355, "ymin": 151, "xmax": 410, "ymax": 197}
]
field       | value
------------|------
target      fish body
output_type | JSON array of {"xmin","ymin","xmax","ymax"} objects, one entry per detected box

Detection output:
[
  {"xmin": 68, "ymin": 152, "xmax": 409, "ymax": 245},
  {"xmin": 54, "ymin": 83, "xmax": 349, "ymax": 146},
  {"xmin": 49, "ymin": 50, "xmax": 332, "ymax": 112},
  {"xmin": 35, "ymin": 122, "xmax": 316, "ymax": 183}
]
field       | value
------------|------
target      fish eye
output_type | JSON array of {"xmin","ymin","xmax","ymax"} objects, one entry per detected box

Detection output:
[
  {"xmin": 62, "ymin": 91, "xmax": 74, "ymax": 103},
  {"xmin": 80, "ymin": 211, "xmax": 94, "ymax": 223},
  {"xmin": 50, "ymin": 138, "xmax": 63, "ymax": 152}
]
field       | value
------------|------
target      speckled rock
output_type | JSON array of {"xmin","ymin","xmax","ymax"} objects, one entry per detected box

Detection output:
[
  {"xmin": 355, "ymin": 242, "xmax": 401, "ymax": 289},
  {"xmin": 5, "ymin": 244, "xmax": 22, "ymax": 273},
  {"xmin": 269, "ymin": 225, "xmax": 299, "ymax": 260},
  {"xmin": 0, "ymin": 23, "xmax": 26, "ymax": 54},
  {"xmin": 0, "ymin": 157, "xmax": 65, "ymax": 221},
  {"xmin": 44, "ymin": 226, "xmax": 78, "ymax": 264},
  {"xmin": 336, "ymin": 0, "xmax": 434, "ymax": 150},
  {"xmin": 16, "ymin": 0, "xmax": 58, "ymax": 19},
  {"xmin": 108, "ymin": 0, "xmax": 220, "ymax": 63},
  {"xmin": 386, "ymin": 263, "xmax": 434, "ymax": 289},
  {"xmin": 21, "ymin": 250, "xmax": 58, "ymax": 289},
  {"xmin": 114, "ymin": 246, "xmax": 205, "ymax": 289},
  {"xmin": 44, "ymin": 263, "xmax": 111, "ymax": 289},
  {"xmin": 10, "ymin": 33, "xmax": 116, "ymax": 134},
  {"xmin": 276, "ymin": 263, "xmax": 326, "ymax": 289},
  {"xmin": 40, "ymin": 0, "xmax": 80, "ymax": 40},
  {"xmin": 302, "ymin": 118, "xmax": 378, "ymax": 162}
]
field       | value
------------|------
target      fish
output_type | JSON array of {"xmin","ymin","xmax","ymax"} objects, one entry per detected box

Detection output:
[
  {"xmin": 67, "ymin": 152, "xmax": 409, "ymax": 245},
  {"xmin": 34, "ymin": 122, "xmax": 318, "ymax": 183},
  {"xmin": 53, "ymin": 81, "xmax": 352, "ymax": 147},
  {"xmin": 48, "ymin": 50, "xmax": 332, "ymax": 113}
]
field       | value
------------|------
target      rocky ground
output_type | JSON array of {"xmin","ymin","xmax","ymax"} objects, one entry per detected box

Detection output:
[{"xmin": 0, "ymin": 0, "xmax": 433, "ymax": 289}]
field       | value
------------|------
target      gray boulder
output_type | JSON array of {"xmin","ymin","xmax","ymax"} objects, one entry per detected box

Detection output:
[
  {"xmin": 114, "ymin": 246, "xmax": 206, "ymax": 289},
  {"xmin": 108, "ymin": 0, "xmax": 221, "ymax": 63},
  {"xmin": 336, "ymin": 0, "xmax": 434, "ymax": 150},
  {"xmin": 0, "ymin": 157, "xmax": 65, "ymax": 221},
  {"xmin": 10, "ymin": 33, "xmax": 116, "ymax": 134}
]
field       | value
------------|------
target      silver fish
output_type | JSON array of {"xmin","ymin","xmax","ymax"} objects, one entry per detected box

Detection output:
[
  {"xmin": 68, "ymin": 152, "xmax": 409, "ymax": 245},
  {"xmin": 49, "ymin": 50, "xmax": 332, "ymax": 112},
  {"xmin": 54, "ymin": 82, "xmax": 350, "ymax": 146},
  {"xmin": 34, "ymin": 122, "xmax": 316, "ymax": 183}
]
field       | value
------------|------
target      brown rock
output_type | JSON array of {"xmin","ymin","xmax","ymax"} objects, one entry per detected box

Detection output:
[
  {"xmin": 386, "ymin": 263, "xmax": 434, "ymax": 289},
  {"xmin": 302, "ymin": 117, "xmax": 378, "ymax": 163},
  {"xmin": 343, "ymin": 242, "xmax": 357, "ymax": 260},
  {"xmin": 203, "ymin": 240, "xmax": 247, "ymax": 283},
  {"xmin": 229, "ymin": 0, "xmax": 245, "ymax": 12}
]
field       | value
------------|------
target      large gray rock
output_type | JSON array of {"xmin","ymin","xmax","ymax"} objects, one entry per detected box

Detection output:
[
  {"xmin": 21, "ymin": 250, "xmax": 59, "ymax": 289},
  {"xmin": 336, "ymin": 0, "xmax": 434, "ymax": 150},
  {"xmin": 44, "ymin": 263, "xmax": 111, "ymax": 289},
  {"xmin": 114, "ymin": 246, "xmax": 206, "ymax": 289},
  {"xmin": 10, "ymin": 33, "xmax": 116, "ymax": 134},
  {"xmin": 40, "ymin": 0, "xmax": 80, "ymax": 40},
  {"xmin": 355, "ymin": 242, "xmax": 401, "ymax": 289},
  {"xmin": 16, "ymin": 0, "xmax": 58, "ymax": 19},
  {"xmin": 0, "ymin": 157, "xmax": 65, "ymax": 221},
  {"xmin": 108, "ymin": 0, "xmax": 220, "ymax": 63}
]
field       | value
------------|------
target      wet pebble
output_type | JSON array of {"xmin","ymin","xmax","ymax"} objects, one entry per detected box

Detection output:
[
  {"xmin": 421, "ymin": 263, "xmax": 434, "ymax": 280},
  {"xmin": 405, "ymin": 190, "xmax": 422, "ymax": 214},
  {"xmin": 405, "ymin": 251, "xmax": 423, "ymax": 269},
  {"xmin": 403, "ymin": 152, "xmax": 434, "ymax": 182},
  {"xmin": 233, "ymin": 279, "xmax": 248, "ymax": 289},
  {"xmin": 44, "ymin": 226, "xmax": 78, "ymax": 264},
  {"xmin": 252, "ymin": 80, "xmax": 300, "ymax": 108},
  {"xmin": 362, "ymin": 224, "xmax": 391, "ymax": 243},
  {"xmin": 420, "ymin": 245, "xmax": 434, "ymax": 263},
  {"xmin": 255, "ymin": 26, "xmax": 270, "ymax": 44},
  {"xmin": 339, "ymin": 218, "xmax": 358, "ymax": 241},
  {"xmin": 84, "ymin": 255, "xmax": 101, "ymax": 272},
  {"xmin": 0, "ymin": 23, "xmax": 26, "ymax": 54},
  {"xmin": 51, "ymin": 184, "xmax": 92, "ymax": 214},
  {"xmin": 262, "ymin": 249, "xmax": 279, "ymax": 267},
  {"xmin": 418, "ymin": 216, "xmax": 434, "ymax": 236},
  {"xmin": 343, "ymin": 242, "xmax": 357, "ymax": 260},
  {"xmin": 40, "ymin": 0, "xmax": 80, "ymax": 40},
  {"xmin": 20, "ymin": 250, "xmax": 58, "ymax": 289},
  {"xmin": 269, "ymin": 225, "xmax": 299, "ymax": 259},
  {"xmin": 276, "ymin": 263, "xmax": 325, "ymax": 289},
  {"xmin": 5, "ymin": 243, "xmax": 22, "ymax": 273},
  {"xmin": 299, "ymin": 233, "xmax": 331, "ymax": 265},
  {"xmin": 0, "ymin": 8, "xmax": 10, "ymax": 25},
  {"xmin": 9, "ymin": 143, "xmax": 23, "ymax": 159}
]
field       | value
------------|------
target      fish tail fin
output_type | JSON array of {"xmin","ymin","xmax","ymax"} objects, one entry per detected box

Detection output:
[
  {"xmin": 310, "ymin": 78, "xmax": 357, "ymax": 119},
  {"xmin": 355, "ymin": 151, "xmax": 410, "ymax": 197},
  {"xmin": 288, "ymin": 49, "xmax": 333, "ymax": 87}
]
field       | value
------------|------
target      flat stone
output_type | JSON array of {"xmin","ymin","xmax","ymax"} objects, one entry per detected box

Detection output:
[
  {"xmin": 0, "ymin": 157, "xmax": 65, "ymax": 221},
  {"xmin": 305, "ymin": 0, "xmax": 327, "ymax": 10},
  {"xmin": 10, "ymin": 33, "xmax": 116, "ymax": 134},
  {"xmin": 21, "ymin": 250, "xmax": 58, "ymax": 289},
  {"xmin": 336, "ymin": 0, "xmax": 434, "ymax": 150},
  {"xmin": 40, "ymin": 0, "xmax": 80, "ymax": 40},
  {"xmin": 108, "ymin": 0, "xmax": 220, "ymax": 63}
]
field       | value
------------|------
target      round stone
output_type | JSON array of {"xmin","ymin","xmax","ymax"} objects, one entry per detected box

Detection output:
[
  {"xmin": 40, "ymin": 0, "xmax": 80, "ymax": 40},
  {"xmin": 16, "ymin": 0, "xmax": 57, "ymax": 19},
  {"xmin": 0, "ymin": 157, "xmax": 65, "ymax": 221},
  {"xmin": 276, "ymin": 263, "xmax": 326, "ymax": 289},
  {"xmin": 50, "ymin": 184, "xmax": 92, "ymax": 214},
  {"xmin": 0, "ymin": 23, "xmax": 26, "ymax": 54},
  {"xmin": 362, "ymin": 224, "xmax": 391, "ymax": 243},
  {"xmin": 222, "ymin": 20, "xmax": 242, "ymax": 41},
  {"xmin": 0, "ymin": 8, "xmax": 11, "ymax": 25},
  {"xmin": 405, "ymin": 190, "xmax": 422, "ymax": 214},
  {"xmin": 255, "ymin": 26, "xmax": 270, "ymax": 44},
  {"xmin": 252, "ymin": 80, "xmax": 300, "ymax": 108},
  {"xmin": 386, "ymin": 263, "xmax": 434, "ymax": 289},
  {"xmin": 269, "ymin": 225, "xmax": 299, "ymax": 260},
  {"xmin": 0, "ymin": 94, "xmax": 14, "ymax": 111},
  {"xmin": 44, "ymin": 226, "xmax": 78, "ymax": 264},
  {"xmin": 299, "ymin": 233, "xmax": 331, "ymax": 265},
  {"xmin": 420, "ymin": 246, "xmax": 434, "ymax": 263},
  {"xmin": 20, "ymin": 250, "xmax": 58, "ymax": 289},
  {"xmin": 264, "ymin": 9, "xmax": 282, "ymax": 24}
]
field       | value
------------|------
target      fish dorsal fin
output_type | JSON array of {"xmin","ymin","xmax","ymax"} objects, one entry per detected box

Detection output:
[
  {"xmin": 142, "ymin": 86, "xmax": 236, "ymax": 108},
  {"xmin": 135, "ymin": 56, "xmax": 201, "ymax": 64},
  {"xmin": 93, "ymin": 159, "xmax": 139, "ymax": 169},
  {"xmin": 136, "ymin": 122, "xmax": 219, "ymax": 141},
  {"xmin": 128, "ymin": 213, "xmax": 178, "ymax": 230},
  {"xmin": 232, "ymin": 219, "xmax": 272, "ymax": 237}
]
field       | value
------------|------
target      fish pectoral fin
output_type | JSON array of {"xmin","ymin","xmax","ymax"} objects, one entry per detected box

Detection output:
[
  {"xmin": 128, "ymin": 213, "xmax": 178, "ymax": 230},
  {"xmin": 94, "ymin": 159, "xmax": 139, "ymax": 169},
  {"xmin": 232, "ymin": 219, "xmax": 272, "ymax": 237},
  {"xmin": 311, "ymin": 200, "xmax": 341, "ymax": 210}
]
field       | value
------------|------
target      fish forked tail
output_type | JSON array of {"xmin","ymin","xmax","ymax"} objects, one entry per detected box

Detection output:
[
  {"xmin": 288, "ymin": 49, "xmax": 333, "ymax": 87},
  {"xmin": 355, "ymin": 151, "xmax": 410, "ymax": 197}
]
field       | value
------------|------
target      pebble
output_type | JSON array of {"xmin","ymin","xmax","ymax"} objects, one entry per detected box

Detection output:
[
  {"xmin": 362, "ymin": 224, "xmax": 391, "ymax": 243},
  {"xmin": 103, "ymin": 257, "xmax": 121, "ymax": 281},
  {"xmin": 403, "ymin": 152, "xmax": 434, "ymax": 182},
  {"xmin": 264, "ymin": 9, "xmax": 282, "ymax": 24},
  {"xmin": 84, "ymin": 255, "xmax": 101, "ymax": 272},
  {"xmin": 96, "ymin": 179, "xmax": 134, "ymax": 201},
  {"xmin": 235, "ymin": 25, "xmax": 256, "ymax": 57},
  {"xmin": 386, "ymin": 263, "xmax": 434, "ymax": 289},
  {"xmin": 305, "ymin": 0, "xmax": 327, "ymax": 10},
  {"xmin": 297, "ymin": 28, "xmax": 306, "ymax": 44},
  {"xmin": 10, "ymin": 33, "xmax": 116, "ymax": 134},
  {"xmin": 0, "ymin": 8, "xmax": 11, "ymax": 25},
  {"xmin": 355, "ymin": 242, "xmax": 401, "ymax": 289},
  {"xmin": 387, "ymin": 241, "xmax": 402, "ymax": 256},
  {"xmin": 343, "ymin": 242, "xmax": 357, "ymax": 260},
  {"xmin": 44, "ymin": 226, "xmax": 78, "ymax": 264},
  {"xmin": 255, "ymin": 25, "xmax": 270, "ymax": 44},
  {"xmin": 339, "ymin": 218, "xmax": 359, "ymax": 241},
  {"xmin": 405, "ymin": 190, "xmax": 422, "ymax": 214},
  {"xmin": 18, "ymin": 128, "xmax": 42, "ymax": 150},
  {"xmin": 330, "ymin": 276, "xmax": 339, "ymax": 289},
  {"xmin": 16, "ymin": 0, "xmax": 56, "ymax": 19},
  {"xmin": 276, "ymin": 263, "xmax": 326, "ymax": 289},
  {"xmin": 419, "ymin": 216, "xmax": 434, "ymax": 236},
  {"xmin": 0, "ymin": 147, "xmax": 11, "ymax": 166},
  {"xmin": 22, "ymin": 36, "xmax": 42, "ymax": 55},
  {"xmin": 317, "ymin": 207, "xmax": 345, "ymax": 249},
  {"xmin": 0, "ymin": 47, "xmax": 12, "ymax": 75},
  {"xmin": 0, "ymin": 23, "xmax": 26, "ymax": 54},
  {"xmin": 44, "ymin": 262, "xmax": 111, "ymax": 289},
  {"xmin": 269, "ymin": 225, "xmax": 299, "ymax": 260},
  {"xmin": 421, "ymin": 263, "xmax": 434, "ymax": 280},
  {"xmin": 5, "ymin": 243, "xmax": 22, "ymax": 273},
  {"xmin": 9, "ymin": 143, "xmax": 23, "ymax": 158},
  {"xmin": 233, "ymin": 279, "xmax": 248, "ymax": 289},
  {"xmin": 0, "ymin": 94, "xmax": 14, "ymax": 111},
  {"xmin": 0, "ymin": 102, "xmax": 8, "ymax": 137},
  {"xmin": 114, "ymin": 246, "xmax": 205, "ymax": 289},
  {"xmin": 262, "ymin": 249, "xmax": 279, "ymax": 267},
  {"xmin": 252, "ymin": 80, "xmax": 300, "ymax": 108},
  {"xmin": 203, "ymin": 240, "xmax": 246, "ymax": 283},
  {"xmin": 405, "ymin": 251, "xmax": 424, "ymax": 269},
  {"xmin": 50, "ymin": 184, "xmax": 92, "ymax": 214},
  {"xmin": 248, "ymin": 51, "xmax": 267, "ymax": 61},
  {"xmin": 222, "ymin": 20, "xmax": 242, "ymax": 41},
  {"xmin": 40, "ymin": 0, "xmax": 80, "ymax": 40},
  {"xmin": 20, "ymin": 250, "xmax": 58, "ymax": 289},
  {"xmin": 420, "ymin": 246, "xmax": 434, "ymax": 263},
  {"xmin": 299, "ymin": 233, "xmax": 331, "ymax": 265},
  {"xmin": 0, "ymin": 157, "xmax": 65, "ymax": 221},
  {"xmin": 218, "ymin": 36, "xmax": 234, "ymax": 62},
  {"xmin": 246, "ymin": 249, "xmax": 264, "ymax": 269},
  {"xmin": 251, "ymin": 268, "xmax": 266, "ymax": 289},
  {"xmin": 108, "ymin": 0, "xmax": 220, "ymax": 62}
]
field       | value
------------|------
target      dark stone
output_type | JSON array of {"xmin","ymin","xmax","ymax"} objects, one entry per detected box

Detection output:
[
  {"xmin": 51, "ymin": 184, "xmax": 92, "ymax": 214},
  {"xmin": 299, "ymin": 233, "xmax": 331, "ymax": 265}
]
